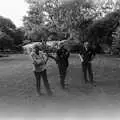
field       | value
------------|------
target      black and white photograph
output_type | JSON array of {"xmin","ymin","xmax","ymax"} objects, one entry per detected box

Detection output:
[{"xmin": 0, "ymin": 0, "xmax": 120, "ymax": 119}]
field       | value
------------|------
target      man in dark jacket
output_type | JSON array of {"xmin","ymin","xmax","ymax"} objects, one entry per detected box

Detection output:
[
  {"xmin": 79, "ymin": 42, "xmax": 96, "ymax": 85},
  {"xmin": 48, "ymin": 46, "xmax": 70, "ymax": 89},
  {"xmin": 56, "ymin": 46, "xmax": 70, "ymax": 89}
]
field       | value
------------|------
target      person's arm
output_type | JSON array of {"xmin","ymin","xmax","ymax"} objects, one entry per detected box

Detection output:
[
  {"xmin": 47, "ymin": 53, "xmax": 58, "ymax": 62},
  {"xmin": 78, "ymin": 54, "xmax": 83, "ymax": 62},
  {"xmin": 79, "ymin": 47, "xmax": 84, "ymax": 62},
  {"xmin": 43, "ymin": 53, "xmax": 49, "ymax": 64}
]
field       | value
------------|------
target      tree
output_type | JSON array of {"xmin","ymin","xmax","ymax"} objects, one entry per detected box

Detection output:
[
  {"xmin": 23, "ymin": 0, "xmax": 46, "ymax": 41},
  {"xmin": 86, "ymin": 10, "xmax": 120, "ymax": 45},
  {"xmin": 0, "ymin": 16, "xmax": 16, "ymax": 31},
  {"xmin": 0, "ymin": 31, "xmax": 14, "ymax": 51},
  {"xmin": 111, "ymin": 27, "xmax": 120, "ymax": 55},
  {"xmin": 24, "ymin": 0, "xmax": 96, "ymax": 44},
  {"xmin": 24, "ymin": 0, "xmax": 120, "ymax": 54},
  {"xmin": 0, "ymin": 16, "xmax": 25, "ymax": 52},
  {"xmin": 13, "ymin": 28, "xmax": 25, "ymax": 46}
]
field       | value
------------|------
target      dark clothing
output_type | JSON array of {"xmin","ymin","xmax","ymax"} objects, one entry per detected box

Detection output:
[
  {"xmin": 80, "ymin": 46, "xmax": 96, "ymax": 83},
  {"xmin": 56, "ymin": 47, "xmax": 70, "ymax": 67},
  {"xmin": 58, "ymin": 63, "xmax": 68, "ymax": 88},
  {"xmin": 34, "ymin": 69, "xmax": 52, "ymax": 94},
  {"xmin": 82, "ymin": 62, "xmax": 93, "ymax": 83},
  {"xmin": 47, "ymin": 47, "xmax": 70, "ymax": 89},
  {"xmin": 80, "ymin": 46, "xmax": 96, "ymax": 64},
  {"xmin": 56, "ymin": 47, "xmax": 70, "ymax": 88}
]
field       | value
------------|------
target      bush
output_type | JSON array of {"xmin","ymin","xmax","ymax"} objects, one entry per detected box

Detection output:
[{"xmin": 0, "ymin": 32, "xmax": 14, "ymax": 51}]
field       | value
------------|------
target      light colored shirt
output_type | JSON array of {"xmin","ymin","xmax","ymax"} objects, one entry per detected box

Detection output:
[{"xmin": 30, "ymin": 51, "xmax": 48, "ymax": 72}]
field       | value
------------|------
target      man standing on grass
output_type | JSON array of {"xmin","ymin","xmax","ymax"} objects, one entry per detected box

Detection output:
[
  {"xmin": 79, "ymin": 42, "xmax": 96, "ymax": 86},
  {"xmin": 30, "ymin": 45, "xmax": 52, "ymax": 96},
  {"xmin": 56, "ymin": 46, "xmax": 70, "ymax": 89},
  {"xmin": 48, "ymin": 46, "xmax": 70, "ymax": 89}
]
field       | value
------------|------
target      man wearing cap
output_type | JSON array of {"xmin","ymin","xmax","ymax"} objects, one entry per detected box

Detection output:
[{"xmin": 30, "ymin": 45, "xmax": 52, "ymax": 95}]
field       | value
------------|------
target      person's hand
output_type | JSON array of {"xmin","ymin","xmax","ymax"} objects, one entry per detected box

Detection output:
[
  {"xmin": 79, "ymin": 54, "xmax": 83, "ymax": 62},
  {"xmin": 81, "ymin": 58, "xmax": 83, "ymax": 62}
]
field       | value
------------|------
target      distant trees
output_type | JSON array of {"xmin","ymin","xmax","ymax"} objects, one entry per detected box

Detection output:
[
  {"xmin": 0, "ymin": 31, "xmax": 14, "ymax": 51},
  {"xmin": 23, "ymin": 0, "xmax": 120, "ymax": 54},
  {"xmin": 86, "ymin": 10, "xmax": 120, "ymax": 45},
  {"xmin": 0, "ymin": 16, "xmax": 25, "ymax": 52},
  {"xmin": 111, "ymin": 23, "xmax": 120, "ymax": 55},
  {"xmin": 0, "ymin": 16, "xmax": 16, "ymax": 31},
  {"xmin": 23, "ymin": 0, "xmax": 96, "ymax": 43}
]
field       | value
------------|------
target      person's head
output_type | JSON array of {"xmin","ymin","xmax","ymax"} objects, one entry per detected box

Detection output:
[
  {"xmin": 84, "ymin": 41, "xmax": 89, "ymax": 48},
  {"xmin": 60, "ymin": 45, "xmax": 64, "ymax": 49},
  {"xmin": 33, "ymin": 44, "xmax": 40, "ymax": 53}
]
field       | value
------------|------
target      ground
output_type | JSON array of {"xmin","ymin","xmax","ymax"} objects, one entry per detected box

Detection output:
[{"xmin": 0, "ymin": 54, "xmax": 120, "ymax": 120}]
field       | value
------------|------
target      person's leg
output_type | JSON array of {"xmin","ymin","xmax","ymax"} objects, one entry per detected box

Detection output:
[
  {"xmin": 87, "ymin": 62, "xmax": 96, "ymax": 85},
  {"xmin": 34, "ymin": 71, "xmax": 42, "ymax": 95},
  {"xmin": 82, "ymin": 63, "xmax": 88, "ymax": 84},
  {"xmin": 41, "ymin": 69, "xmax": 52, "ymax": 95},
  {"xmin": 58, "ymin": 64, "xmax": 67, "ymax": 89},
  {"xmin": 61, "ymin": 67, "xmax": 67, "ymax": 89}
]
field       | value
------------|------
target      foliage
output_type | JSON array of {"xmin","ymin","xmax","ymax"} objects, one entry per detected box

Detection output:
[
  {"xmin": 86, "ymin": 10, "xmax": 120, "ymax": 46},
  {"xmin": 111, "ymin": 26, "xmax": 120, "ymax": 55},
  {"xmin": 13, "ymin": 28, "xmax": 25, "ymax": 46},
  {"xmin": 0, "ymin": 16, "xmax": 25, "ymax": 51},
  {"xmin": 0, "ymin": 16, "xmax": 16, "ymax": 31},
  {"xmin": 23, "ymin": 0, "xmax": 46, "ymax": 41},
  {"xmin": 0, "ymin": 31, "xmax": 14, "ymax": 51},
  {"xmin": 24, "ymin": 0, "xmax": 120, "ymax": 54},
  {"xmin": 24, "ymin": 0, "xmax": 96, "ymax": 43}
]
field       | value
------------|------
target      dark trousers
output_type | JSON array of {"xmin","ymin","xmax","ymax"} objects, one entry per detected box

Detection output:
[
  {"xmin": 34, "ymin": 69, "xmax": 51, "ymax": 93},
  {"xmin": 58, "ymin": 63, "xmax": 68, "ymax": 89},
  {"xmin": 82, "ymin": 62, "xmax": 93, "ymax": 83}
]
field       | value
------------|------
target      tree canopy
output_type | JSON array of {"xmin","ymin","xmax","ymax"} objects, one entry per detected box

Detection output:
[
  {"xmin": 23, "ymin": 0, "xmax": 120, "ymax": 54},
  {"xmin": 0, "ymin": 16, "xmax": 25, "ymax": 51},
  {"xmin": 86, "ymin": 10, "xmax": 120, "ymax": 45},
  {"xmin": 24, "ymin": 0, "xmax": 96, "ymax": 42}
]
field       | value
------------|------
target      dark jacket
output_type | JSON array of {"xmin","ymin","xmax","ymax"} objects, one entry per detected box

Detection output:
[
  {"xmin": 56, "ymin": 47, "xmax": 70, "ymax": 67},
  {"xmin": 80, "ymin": 46, "xmax": 96, "ymax": 64}
]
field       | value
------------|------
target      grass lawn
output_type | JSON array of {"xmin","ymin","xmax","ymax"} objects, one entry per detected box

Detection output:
[{"xmin": 0, "ymin": 54, "xmax": 120, "ymax": 119}]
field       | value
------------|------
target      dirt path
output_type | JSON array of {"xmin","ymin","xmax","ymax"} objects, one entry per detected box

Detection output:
[{"xmin": 0, "ymin": 54, "xmax": 120, "ymax": 120}]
